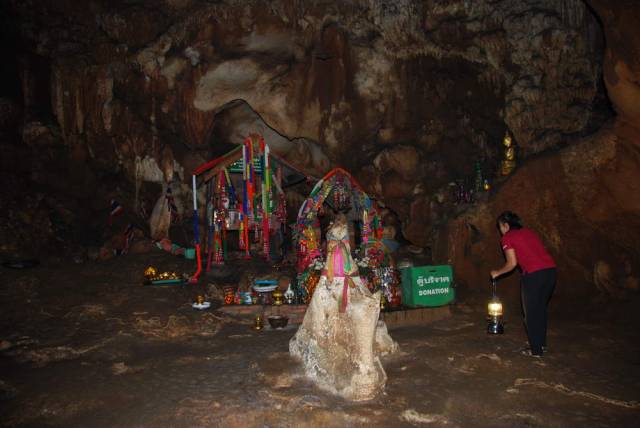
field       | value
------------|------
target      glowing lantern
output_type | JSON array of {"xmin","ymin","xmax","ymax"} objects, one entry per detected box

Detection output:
[{"xmin": 487, "ymin": 279, "xmax": 504, "ymax": 334}]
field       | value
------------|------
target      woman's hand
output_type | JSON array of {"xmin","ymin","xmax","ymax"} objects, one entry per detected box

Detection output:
[{"xmin": 491, "ymin": 249, "xmax": 517, "ymax": 280}]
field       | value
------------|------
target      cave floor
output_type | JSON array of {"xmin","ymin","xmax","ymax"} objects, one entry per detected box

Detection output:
[{"xmin": 0, "ymin": 252, "xmax": 638, "ymax": 427}]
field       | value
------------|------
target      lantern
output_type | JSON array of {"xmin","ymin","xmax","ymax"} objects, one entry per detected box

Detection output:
[{"xmin": 487, "ymin": 279, "xmax": 504, "ymax": 334}]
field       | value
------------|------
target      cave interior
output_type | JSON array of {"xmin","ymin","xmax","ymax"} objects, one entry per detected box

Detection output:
[{"xmin": 0, "ymin": 0, "xmax": 639, "ymax": 426}]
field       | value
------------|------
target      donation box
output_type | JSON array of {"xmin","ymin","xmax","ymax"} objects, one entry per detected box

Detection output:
[{"xmin": 400, "ymin": 265, "xmax": 455, "ymax": 307}]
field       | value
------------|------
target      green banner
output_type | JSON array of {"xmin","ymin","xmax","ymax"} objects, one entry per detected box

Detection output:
[{"xmin": 228, "ymin": 158, "xmax": 263, "ymax": 174}]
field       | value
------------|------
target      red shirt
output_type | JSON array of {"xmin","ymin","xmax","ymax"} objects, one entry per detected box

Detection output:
[{"xmin": 501, "ymin": 228, "xmax": 556, "ymax": 274}]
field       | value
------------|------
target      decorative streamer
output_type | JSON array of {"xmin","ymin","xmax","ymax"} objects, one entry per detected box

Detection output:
[
  {"xmin": 374, "ymin": 214, "xmax": 383, "ymax": 239},
  {"xmin": 206, "ymin": 181, "xmax": 214, "ymax": 271},
  {"xmin": 239, "ymin": 212, "xmax": 245, "ymax": 250},
  {"xmin": 214, "ymin": 226, "xmax": 223, "ymax": 264},
  {"xmin": 244, "ymin": 216, "xmax": 250, "ymax": 258},
  {"xmin": 362, "ymin": 210, "xmax": 370, "ymax": 246},
  {"xmin": 222, "ymin": 223, "xmax": 227, "ymax": 258},
  {"xmin": 242, "ymin": 143, "xmax": 248, "ymax": 216},
  {"xmin": 190, "ymin": 174, "xmax": 202, "ymax": 283},
  {"xmin": 254, "ymin": 219, "xmax": 260, "ymax": 243},
  {"xmin": 224, "ymin": 167, "xmax": 235, "ymax": 208},
  {"xmin": 265, "ymin": 144, "xmax": 271, "ymax": 214},
  {"xmin": 262, "ymin": 148, "xmax": 268, "ymax": 222},
  {"xmin": 262, "ymin": 215, "xmax": 270, "ymax": 260},
  {"xmin": 248, "ymin": 137, "xmax": 255, "ymax": 218}
]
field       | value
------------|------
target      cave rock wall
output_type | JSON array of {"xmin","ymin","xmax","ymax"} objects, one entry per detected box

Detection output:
[
  {"xmin": 436, "ymin": 0, "xmax": 640, "ymax": 297},
  {"xmin": 8, "ymin": 0, "xmax": 607, "ymax": 246}
]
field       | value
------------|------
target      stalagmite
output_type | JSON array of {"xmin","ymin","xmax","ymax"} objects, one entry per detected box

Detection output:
[
  {"xmin": 149, "ymin": 183, "xmax": 171, "ymax": 241},
  {"xmin": 290, "ymin": 214, "xmax": 398, "ymax": 401}
]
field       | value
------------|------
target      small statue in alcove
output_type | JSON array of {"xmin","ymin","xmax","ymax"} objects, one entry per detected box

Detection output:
[{"xmin": 500, "ymin": 131, "xmax": 517, "ymax": 176}]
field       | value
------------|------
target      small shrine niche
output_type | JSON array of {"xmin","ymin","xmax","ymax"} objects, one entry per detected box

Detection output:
[{"xmin": 294, "ymin": 168, "xmax": 399, "ymax": 307}]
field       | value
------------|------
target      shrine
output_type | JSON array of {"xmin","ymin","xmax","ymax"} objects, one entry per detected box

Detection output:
[
  {"xmin": 188, "ymin": 133, "xmax": 316, "ymax": 282},
  {"xmin": 294, "ymin": 168, "xmax": 400, "ymax": 306}
]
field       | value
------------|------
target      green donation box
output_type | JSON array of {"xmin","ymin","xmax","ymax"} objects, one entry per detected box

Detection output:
[{"xmin": 400, "ymin": 265, "xmax": 455, "ymax": 307}]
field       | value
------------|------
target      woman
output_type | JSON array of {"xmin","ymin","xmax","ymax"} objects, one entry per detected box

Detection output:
[{"xmin": 490, "ymin": 211, "xmax": 557, "ymax": 357}]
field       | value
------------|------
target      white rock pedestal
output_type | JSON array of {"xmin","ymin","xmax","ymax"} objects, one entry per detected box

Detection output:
[{"xmin": 289, "ymin": 274, "xmax": 398, "ymax": 401}]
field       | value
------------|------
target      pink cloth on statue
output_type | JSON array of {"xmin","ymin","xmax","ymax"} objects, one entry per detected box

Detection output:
[
  {"xmin": 333, "ymin": 246, "xmax": 345, "ymax": 277},
  {"xmin": 322, "ymin": 239, "xmax": 352, "ymax": 313}
]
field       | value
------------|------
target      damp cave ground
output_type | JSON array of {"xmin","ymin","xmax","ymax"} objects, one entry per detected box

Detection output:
[{"xmin": 0, "ymin": 252, "xmax": 638, "ymax": 427}]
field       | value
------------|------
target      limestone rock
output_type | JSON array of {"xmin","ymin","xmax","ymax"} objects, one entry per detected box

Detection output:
[
  {"xmin": 22, "ymin": 122, "xmax": 58, "ymax": 147},
  {"xmin": 593, "ymin": 260, "xmax": 618, "ymax": 297},
  {"xmin": 373, "ymin": 145, "xmax": 420, "ymax": 181},
  {"xmin": 0, "ymin": 97, "xmax": 20, "ymax": 132},
  {"xmin": 589, "ymin": 0, "xmax": 640, "ymax": 127},
  {"xmin": 98, "ymin": 6, "xmax": 169, "ymax": 48},
  {"xmin": 290, "ymin": 216, "xmax": 397, "ymax": 401},
  {"xmin": 434, "ymin": 122, "xmax": 640, "ymax": 299},
  {"xmin": 149, "ymin": 189, "xmax": 172, "ymax": 241},
  {"xmin": 402, "ymin": 195, "xmax": 432, "ymax": 248},
  {"xmin": 374, "ymin": 320, "xmax": 399, "ymax": 356},
  {"xmin": 210, "ymin": 100, "xmax": 330, "ymax": 177},
  {"xmin": 289, "ymin": 277, "xmax": 389, "ymax": 402}
]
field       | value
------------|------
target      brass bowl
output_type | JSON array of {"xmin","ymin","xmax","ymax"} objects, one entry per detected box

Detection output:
[{"xmin": 267, "ymin": 315, "xmax": 289, "ymax": 329}]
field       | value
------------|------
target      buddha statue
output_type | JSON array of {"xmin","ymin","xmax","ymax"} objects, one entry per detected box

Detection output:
[{"xmin": 500, "ymin": 131, "xmax": 516, "ymax": 176}]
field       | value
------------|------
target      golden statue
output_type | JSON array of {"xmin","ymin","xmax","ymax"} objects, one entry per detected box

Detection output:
[
  {"xmin": 144, "ymin": 266, "xmax": 157, "ymax": 279},
  {"xmin": 500, "ymin": 131, "xmax": 516, "ymax": 176}
]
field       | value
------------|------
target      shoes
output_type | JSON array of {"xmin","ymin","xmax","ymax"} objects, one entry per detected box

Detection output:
[
  {"xmin": 521, "ymin": 344, "xmax": 548, "ymax": 353},
  {"xmin": 520, "ymin": 349, "xmax": 543, "ymax": 358}
]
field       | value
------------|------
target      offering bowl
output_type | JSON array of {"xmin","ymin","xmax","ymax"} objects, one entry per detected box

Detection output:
[{"xmin": 267, "ymin": 315, "xmax": 289, "ymax": 329}]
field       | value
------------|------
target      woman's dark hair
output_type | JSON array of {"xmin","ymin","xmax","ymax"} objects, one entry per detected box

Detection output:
[{"xmin": 496, "ymin": 211, "xmax": 523, "ymax": 230}]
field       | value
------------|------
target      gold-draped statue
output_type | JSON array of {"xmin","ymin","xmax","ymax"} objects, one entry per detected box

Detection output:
[{"xmin": 500, "ymin": 131, "xmax": 516, "ymax": 176}]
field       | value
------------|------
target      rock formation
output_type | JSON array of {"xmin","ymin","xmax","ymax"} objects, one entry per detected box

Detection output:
[
  {"xmin": 432, "ymin": 0, "xmax": 640, "ymax": 298},
  {"xmin": 1, "ymin": 0, "xmax": 610, "ymax": 251},
  {"xmin": 588, "ymin": 0, "xmax": 640, "ymax": 127},
  {"xmin": 290, "ymin": 215, "xmax": 397, "ymax": 401},
  {"xmin": 434, "ymin": 122, "xmax": 639, "ymax": 298}
]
